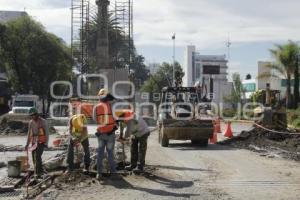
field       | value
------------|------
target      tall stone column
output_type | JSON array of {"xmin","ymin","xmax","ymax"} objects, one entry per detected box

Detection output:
[
  {"xmin": 88, "ymin": 0, "xmax": 111, "ymax": 97},
  {"xmin": 96, "ymin": 0, "xmax": 110, "ymax": 70}
]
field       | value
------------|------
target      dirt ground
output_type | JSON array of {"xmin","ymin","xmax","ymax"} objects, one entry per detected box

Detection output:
[
  {"xmin": 219, "ymin": 126, "xmax": 300, "ymax": 161},
  {"xmin": 39, "ymin": 129, "xmax": 300, "ymax": 200},
  {"xmin": 1, "ymin": 123, "xmax": 300, "ymax": 200}
]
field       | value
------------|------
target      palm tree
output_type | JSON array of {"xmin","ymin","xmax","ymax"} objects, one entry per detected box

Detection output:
[{"xmin": 258, "ymin": 41, "xmax": 300, "ymax": 108}]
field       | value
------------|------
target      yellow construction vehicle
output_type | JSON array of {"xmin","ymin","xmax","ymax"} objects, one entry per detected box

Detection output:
[{"xmin": 253, "ymin": 84, "xmax": 287, "ymax": 130}]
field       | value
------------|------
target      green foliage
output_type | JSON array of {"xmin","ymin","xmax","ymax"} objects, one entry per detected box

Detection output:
[
  {"xmin": 140, "ymin": 62, "xmax": 184, "ymax": 94},
  {"xmin": 258, "ymin": 41, "xmax": 300, "ymax": 108},
  {"xmin": 80, "ymin": 14, "xmax": 149, "ymax": 87},
  {"xmin": 222, "ymin": 108, "xmax": 238, "ymax": 118},
  {"xmin": 0, "ymin": 16, "xmax": 72, "ymax": 114},
  {"xmin": 250, "ymin": 90, "xmax": 264, "ymax": 103},
  {"xmin": 224, "ymin": 73, "xmax": 245, "ymax": 108},
  {"xmin": 287, "ymin": 108, "xmax": 300, "ymax": 129}
]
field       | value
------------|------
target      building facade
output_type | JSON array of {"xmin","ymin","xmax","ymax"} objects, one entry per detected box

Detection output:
[
  {"xmin": 183, "ymin": 45, "xmax": 232, "ymax": 104},
  {"xmin": 147, "ymin": 63, "xmax": 160, "ymax": 74},
  {"xmin": 242, "ymin": 61, "xmax": 296, "ymax": 100}
]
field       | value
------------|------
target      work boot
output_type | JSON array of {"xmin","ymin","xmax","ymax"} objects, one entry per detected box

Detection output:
[
  {"xmin": 133, "ymin": 165, "xmax": 144, "ymax": 174},
  {"xmin": 138, "ymin": 165, "xmax": 144, "ymax": 171},
  {"xmin": 96, "ymin": 174, "xmax": 105, "ymax": 184},
  {"xmin": 83, "ymin": 167, "xmax": 89, "ymax": 175},
  {"xmin": 125, "ymin": 165, "xmax": 137, "ymax": 171}
]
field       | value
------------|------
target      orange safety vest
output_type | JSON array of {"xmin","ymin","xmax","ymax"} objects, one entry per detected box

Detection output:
[
  {"xmin": 30, "ymin": 119, "xmax": 46, "ymax": 144},
  {"xmin": 96, "ymin": 101, "xmax": 116, "ymax": 134}
]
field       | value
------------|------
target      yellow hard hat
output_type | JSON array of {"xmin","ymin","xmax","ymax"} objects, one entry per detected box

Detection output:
[{"xmin": 98, "ymin": 88, "xmax": 108, "ymax": 97}]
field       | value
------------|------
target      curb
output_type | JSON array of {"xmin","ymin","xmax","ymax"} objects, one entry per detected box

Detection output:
[{"xmin": 223, "ymin": 120, "xmax": 254, "ymax": 124}]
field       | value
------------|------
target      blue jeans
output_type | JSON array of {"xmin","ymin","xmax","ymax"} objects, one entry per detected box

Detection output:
[{"xmin": 97, "ymin": 133, "xmax": 116, "ymax": 174}]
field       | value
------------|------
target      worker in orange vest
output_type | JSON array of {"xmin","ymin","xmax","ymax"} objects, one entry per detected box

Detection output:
[
  {"xmin": 94, "ymin": 88, "xmax": 118, "ymax": 181},
  {"xmin": 66, "ymin": 114, "xmax": 90, "ymax": 174},
  {"xmin": 25, "ymin": 107, "xmax": 49, "ymax": 177}
]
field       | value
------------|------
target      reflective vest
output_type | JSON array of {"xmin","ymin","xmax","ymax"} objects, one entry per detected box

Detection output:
[
  {"xmin": 29, "ymin": 120, "xmax": 46, "ymax": 144},
  {"xmin": 96, "ymin": 101, "xmax": 116, "ymax": 134},
  {"xmin": 70, "ymin": 114, "xmax": 88, "ymax": 141}
]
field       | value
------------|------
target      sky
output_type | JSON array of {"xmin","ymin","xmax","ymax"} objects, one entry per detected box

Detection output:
[{"xmin": 1, "ymin": 0, "xmax": 300, "ymax": 79}]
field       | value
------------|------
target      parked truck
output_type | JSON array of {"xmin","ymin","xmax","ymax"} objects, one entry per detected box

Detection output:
[{"xmin": 9, "ymin": 95, "xmax": 41, "ymax": 115}]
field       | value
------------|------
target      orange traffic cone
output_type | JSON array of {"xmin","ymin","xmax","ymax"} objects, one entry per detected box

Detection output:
[
  {"xmin": 224, "ymin": 121, "xmax": 233, "ymax": 138},
  {"xmin": 210, "ymin": 125, "xmax": 218, "ymax": 144},
  {"xmin": 215, "ymin": 117, "xmax": 221, "ymax": 133}
]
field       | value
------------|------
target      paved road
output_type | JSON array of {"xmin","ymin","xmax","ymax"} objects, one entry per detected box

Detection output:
[
  {"xmin": 52, "ymin": 125, "xmax": 300, "ymax": 200},
  {"xmin": 1, "ymin": 122, "xmax": 300, "ymax": 199}
]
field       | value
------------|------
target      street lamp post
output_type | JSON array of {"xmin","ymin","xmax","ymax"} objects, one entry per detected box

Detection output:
[
  {"xmin": 294, "ymin": 54, "xmax": 300, "ymax": 108},
  {"xmin": 172, "ymin": 34, "xmax": 176, "ymax": 86}
]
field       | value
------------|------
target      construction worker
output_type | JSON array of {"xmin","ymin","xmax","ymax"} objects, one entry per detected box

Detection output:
[
  {"xmin": 25, "ymin": 107, "xmax": 49, "ymax": 177},
  {"xmin": 66, "ymin": 114, "xmax": 91, "ymax": 173},
  {"xmin": 122, "ymin": 111, "xmax": 150, "ymax": 173},
  {"xmin": 94, "ymin": 88, "xmax": 118, "ymax": 180}
]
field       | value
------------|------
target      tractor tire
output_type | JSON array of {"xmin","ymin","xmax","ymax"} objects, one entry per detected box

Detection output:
[
  {"xmin": 161, "ymin": 132, "xmax": 169, "ymax": 147},
  {"xmin": 158, "ymin": 126, "xmax": 162, "ymax": 144}
]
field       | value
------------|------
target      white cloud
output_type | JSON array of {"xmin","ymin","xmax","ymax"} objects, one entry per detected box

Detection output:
[
  {"xmin": 1, "ymin": 0, "xmax": 300, "ymax": 49},
  {"xmin": 133, "ymin": 0, "xmax": 300, "ymax": 49}
]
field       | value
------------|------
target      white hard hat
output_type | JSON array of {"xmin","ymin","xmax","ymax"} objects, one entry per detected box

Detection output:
[{"xmin": 98, "ymin": 88, "xmax": 109, "ymax": 98}]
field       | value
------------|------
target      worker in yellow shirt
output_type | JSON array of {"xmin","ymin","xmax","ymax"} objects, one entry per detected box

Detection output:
[{"xmin": 66, "ymin": 114, "xmax": 90, "ymax": 173}]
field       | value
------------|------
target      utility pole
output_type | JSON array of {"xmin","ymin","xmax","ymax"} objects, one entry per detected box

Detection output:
[
  {"xmin": 172, "ymin": 33, "xmax": 176, "ymax": 86},
  {"xmin": 294, "ymin": 54, "xmax": 300, "ymax": 108}
]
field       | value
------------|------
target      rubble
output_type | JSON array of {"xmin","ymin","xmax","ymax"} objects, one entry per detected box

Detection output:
[
  {"xmin": 163, "ymin": 119, "xmax": 213, "ymax": 128},
  {"xmin": 0, "ymin": 132, "xmax": 131, "ymax": 199},
  {"xmin": 0, "ymin": 144, "xmax": 67, "ymax": 152},
  {"xmin": 219, "ymin": 126, "xmax": 300, "ymax": 161},
  {"xmin": 0, "ymin": 115, "xmax": 28, "ymax": 136},
  {"xmin": 0, "ymin": 114, "xmax": 58, "ymax": 136}
]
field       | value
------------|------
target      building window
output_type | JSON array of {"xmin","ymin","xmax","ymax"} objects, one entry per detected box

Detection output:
[
  {"xmin": 281, "ymin": 79, "xmax": 295, "ymax": 87},
  {"xmin": 195, "ymin": 63, "xmax": 201, "ymax": 80},
  {"xmin": 203, "ymin": 65, "xmax": 220, "ymax": 74}
]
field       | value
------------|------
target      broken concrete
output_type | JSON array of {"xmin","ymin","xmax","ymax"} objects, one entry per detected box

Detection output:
[
  {"xmin": 0, "ymin": 115, "xmax": 28, "ymax": 136},
  {"xmin": 219, "ymin": 126, "xmax": 300, "ymax": 161}
]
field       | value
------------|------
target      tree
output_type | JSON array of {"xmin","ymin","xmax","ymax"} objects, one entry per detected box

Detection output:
[
  {"xmin": 141, "ymin": 62, "xmax": 184, "ymax": 94},
  {"xmin": 0, "ymin": 16, "xmax": 72, "ymax": 115},
  {"xmin": 257, "ymin": 41, "xmax": 300, "ymax": 108},
  {"xmin": 80, "ymin": 14, "xmax": 149, "ymax": 86},
  {"xmin": 130, "ymin": 55, "xmax": 150, "ymax": 89},
  {"xmin": 224, "ymin": 73, "xmax": 245, "ymax": 109}
]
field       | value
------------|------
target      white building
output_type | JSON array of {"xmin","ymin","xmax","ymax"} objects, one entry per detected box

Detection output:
[
  {"xmin": 147, "ymin": 63, "xmax": 160, "ymax": 74},
  {"xmin": 243, "ymin": 61, "xmax": 291, "ymax": 100},
  {"xmin": 183, "ymin": 45, "xmax": 232, "ymax": 104}
]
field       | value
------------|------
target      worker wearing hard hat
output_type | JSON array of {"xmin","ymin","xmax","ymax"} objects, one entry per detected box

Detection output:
[
  {"xmin": 25, "ymin": 107, "xmax": 49, "ymax": 177},
  {"xmin": 66, "ymin": 114, "xmax": 91, "ymax": 174},
  {"xmin": 94, "ymin": 88, "xmax": 118, "ymax": 181},
  {"xmin": 121, "ymin": 111, "xmax": 150, "ymax": 173}
]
